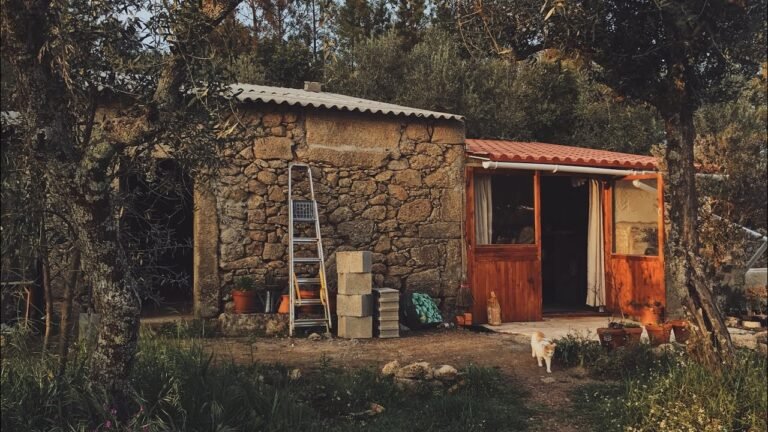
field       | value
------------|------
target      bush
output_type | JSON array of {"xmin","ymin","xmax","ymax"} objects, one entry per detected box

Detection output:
[
  {"xmin": 552, "ymin": 332, "xmax": 602, "ymax": 368},
  {"xmin": 552, "ymin": 332, "xmax": 676, "ymax": 380},
  {"xmin": 573, "ymin": 351, "xmax": 767, "ymax": 432},
  {"xmin": 1, "ymin": 333, "xmax": 532, "ymax": 431}
]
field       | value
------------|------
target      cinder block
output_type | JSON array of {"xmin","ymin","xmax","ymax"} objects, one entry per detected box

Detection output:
[
  {"xmin": 337, "ymin": 251, "xmax": 372, "ymax": 273},
  {"xmin": 377, "ymin": 310, "xmax": 399, "ymax": 321},
  {"xmin": 377, "ymin": 329, "xmax": 399, "ymax": 338},
  {"xmin": 377, "ymin": 320, "xmax": 399, "ymax": 331},
  {"xmin": 338, "ymin": 272, "xmax": 372, "ymax": 295},
  {"xmin": 338, "ymin": 316, "xmax": 373, "ymax": 339},
  {"xmin": 337, "ymin": 294, "xmax": 373, "ymax": 317}
]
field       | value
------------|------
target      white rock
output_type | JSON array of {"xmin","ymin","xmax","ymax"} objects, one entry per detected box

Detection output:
[
  {"xmin": 433, "ymin": 365, "xmax": 459, "ymax": 382},
  {"xmin": 381, "ymin": 360, "xmax": 401, "ymax": 376},
  {"xmin": 307, "ymin": 332, "xmax": 322, "ymax": 341},
  {"xmin": 289, "ymin": 369, "xmax": 302, "ymax": 380},
  {"xmin": 541, "ymin": 377, "xmax": 556, "ymax": 384},
  {"xmin": 395, "ymin": 362, "xmax": 433, "ymax": 380}
]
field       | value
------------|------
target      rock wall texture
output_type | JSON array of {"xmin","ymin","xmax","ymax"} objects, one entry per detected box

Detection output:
[{"xmin": 199, "ymin": 105, "xmax": 466, "ymax": 317}]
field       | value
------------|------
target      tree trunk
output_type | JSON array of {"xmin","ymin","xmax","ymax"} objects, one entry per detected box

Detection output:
[
  {"xmin": 41, "ymin": 217, "xmax": 53, "ymax": 352},
  {"xmin": 663, "ymin": 105, "xmax": 735, "ymax": 363},
  {"xmin": 69, "ymin": 178, "xmax": 140, "ymax": 418},
  {"xmin": 58, "ymin": 248, "xmax": 80, "ymax": 377}
]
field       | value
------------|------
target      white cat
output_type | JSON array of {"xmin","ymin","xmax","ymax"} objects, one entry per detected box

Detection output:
[{"xmin": 531, "ymin": 331, "xmax": 557, "ymax": 373}]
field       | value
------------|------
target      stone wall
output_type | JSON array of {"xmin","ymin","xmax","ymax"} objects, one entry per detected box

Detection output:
[{"xmin": 200, "ymin": 104, "xmax": 466, "ymax": 316}]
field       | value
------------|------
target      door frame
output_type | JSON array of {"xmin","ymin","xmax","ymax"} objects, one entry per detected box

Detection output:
[
  {"xmin": 602, "ymin": 173, "xmax": 666, "ymax": 320},
  {"xmin": 466, "ymin": 166, "xmax": 542, "ymax": 323}
]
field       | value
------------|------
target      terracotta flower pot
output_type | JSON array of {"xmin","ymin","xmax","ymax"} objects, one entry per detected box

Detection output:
[
  {"xmin": 624, "ymin": 327, "xmax": 643, "ymax": 345},
  {"xmin": 297, "ymin": 289, "xmax": 321, "ymax": 314},
  {"xmin": 464, "ymin": 312, "xmax": 473, "ymax": 326},
  {"xmin": 645, "ymin": 323, "xmax": 672, "ymax": 346},
  {"xmin": 232, "ymin": 290, "xmax": 257, "ymax": 314},
  {"xmin": 277, "ymin": 294, "xmax": 290, "ymax": 314},
  {"xmin": 455, "ymin": 315, "xmax": 465, "ymax": 326},
  {"xmin": 668, "ymin": 320, "xmax": 690, "ymax": 343},
  {"xmin": 597, "ymin": 327, "xmax": 626, "ymax": 349}
]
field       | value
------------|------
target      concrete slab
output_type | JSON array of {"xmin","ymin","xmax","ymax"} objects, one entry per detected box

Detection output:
[{"xmin": 482, "ymin": 317, "xmax": 630, "ymax": 342}]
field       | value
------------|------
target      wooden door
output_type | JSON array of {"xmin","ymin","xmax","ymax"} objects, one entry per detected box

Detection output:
[
  {"xmin": 603, "ymin": 174, "xmax": 666, "ymax": 321},
  {"xmin": 466, "ymin": 168, "xmax": 542, "ymax": 323}
]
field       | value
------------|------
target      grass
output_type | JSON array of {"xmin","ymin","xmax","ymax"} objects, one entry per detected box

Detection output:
[
  {"xmin": 555, "ymin": 334, "xmax": 768, "ymax": 432},
  {"xmin": 1, "ymin": 327, "xmax": 530, "ymax": 432}
]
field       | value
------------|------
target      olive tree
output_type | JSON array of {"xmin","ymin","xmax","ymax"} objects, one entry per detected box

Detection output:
[{"xmin": 2, "ymin": 0, "xmax": 243, "ymax": 415}]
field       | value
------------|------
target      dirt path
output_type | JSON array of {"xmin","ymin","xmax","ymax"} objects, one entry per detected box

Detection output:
[{"xmin": 203, "ymin": 328, "xmax": 594, "ymax": 431}]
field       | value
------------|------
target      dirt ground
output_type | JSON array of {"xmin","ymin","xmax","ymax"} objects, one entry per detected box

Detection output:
[{"xmin": 204, "ymin": 328, "xmax": 597, "ymax": 431}]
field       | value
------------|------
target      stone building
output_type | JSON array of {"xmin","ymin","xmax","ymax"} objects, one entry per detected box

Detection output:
[{"xmin": 190, "ymin": 84, "xmax": 466, "ymax": 318}]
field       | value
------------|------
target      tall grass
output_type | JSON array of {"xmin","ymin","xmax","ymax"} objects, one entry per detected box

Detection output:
[
  {"xmin": 2, "ymin": 327, "xmax": 531, "ymax": 431},
  {"xmin": 561, "ymin": 335, "xmax": 768, "ymax": 432}
]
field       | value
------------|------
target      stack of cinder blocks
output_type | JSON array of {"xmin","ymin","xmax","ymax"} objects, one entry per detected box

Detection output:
[
  {"xmin": 373, "ymin": 288, "xmax": 400, "ymax": 338},
  {"xmin": 336, "ymin": 251, "xmax": 373, "ymax": 339}
]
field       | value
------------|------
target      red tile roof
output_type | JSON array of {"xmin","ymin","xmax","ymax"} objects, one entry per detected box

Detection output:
[{"xmin": 466, "ymin": 139, "xmax": 658, "ymax": 170}]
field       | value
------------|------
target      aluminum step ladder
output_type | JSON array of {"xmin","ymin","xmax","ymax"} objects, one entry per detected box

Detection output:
[{"xmin": 288, "ymin": 163, "xmax": 331, "ymax": 336}]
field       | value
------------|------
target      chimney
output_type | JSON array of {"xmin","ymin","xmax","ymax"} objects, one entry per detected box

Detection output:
[{"xmin": 303, "ymin": 81, "xmax": 322, "ymax": 93}]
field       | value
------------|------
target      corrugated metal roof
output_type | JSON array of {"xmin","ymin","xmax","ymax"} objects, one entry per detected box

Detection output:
[
  {"xmin": 230, "ymin": 84, "xmax": 463, "ymax": 121},
  {"xmin": 466, "ymin": 139, "xmax": 658, "ymax": 170}
]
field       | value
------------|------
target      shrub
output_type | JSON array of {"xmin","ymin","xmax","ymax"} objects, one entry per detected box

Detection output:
[
  {"xmin": 553, "ymin": 332, "xmax": 676, "ymax": 380},
  {"xmin": 552, "ymin": 333, "xmax": 602, "ymax": 368},
  {"xmin": 1, "ymin": 332, "xmax": 532, "ymax": 431},
  {"xmin": 573, "ymin": 350, "xmax": 767, "ymax": 432}
]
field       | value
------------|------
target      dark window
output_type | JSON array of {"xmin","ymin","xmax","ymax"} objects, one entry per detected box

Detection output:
[{"xmin": 475, "ymin": 173, "xmax": 536, "ymax": 245}]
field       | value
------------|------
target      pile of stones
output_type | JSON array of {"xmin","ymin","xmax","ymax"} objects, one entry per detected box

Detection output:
[{"xmin": 381, "ymin": 360, "xmax": 461, "ymax": 393}]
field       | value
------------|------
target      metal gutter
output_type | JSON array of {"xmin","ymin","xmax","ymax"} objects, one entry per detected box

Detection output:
[{"xmin": 480, "ymin": 160, "xmax": 653, "ymax": 176}]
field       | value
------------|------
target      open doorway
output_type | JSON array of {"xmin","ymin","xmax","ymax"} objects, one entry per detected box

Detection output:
[
  {"xmin": 540, "ymin": 175, "xmax": 591, "ymax": 314},
  {"xmin": 124, "ymin": 159, "xmax": 194, "ymax": 317}
]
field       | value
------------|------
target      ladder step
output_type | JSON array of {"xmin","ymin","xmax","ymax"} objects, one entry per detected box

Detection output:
[
  {"xmin": 292, "ymin": 237, "xmax": 318, "ymax": 244},
  {"xmin": 293, "ymin": 217, "xmax": 315, "ymax": 223},
  {"xmin": 295, "ymin": 298, "xmax": 323, "ymax": 306},
  {"xmin": 296, "ymin": 277, "xmax": 320, "ymax": 284},
  {"xmin": 294, "ymin": 257, "xmax": 321, "ymax": 263},
  {"xmin": 294, "ymin": 318, "xmax": 329, "ymax": 327}
]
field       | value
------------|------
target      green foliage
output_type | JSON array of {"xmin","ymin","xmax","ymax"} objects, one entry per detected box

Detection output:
[
  {"xmin": 551, "ymin": 333, "xmax": 602, "ymax": 368},
  {"xmin": 552, "ymin": 333, "xmax": 674, "ymax": 380},
  {"xmin": 572, "ymin": 351, "xmax": 767, "ymax": 432},
  {"xmin": 234, "ymin": 276, "xmax": 257, "ymax": 292},
  {"xmin": 1, "ymin": 333, "xmax": 531, "ymax": 431},
  {"xmin": 148, "ymin": 319, "xmax": 219, "ymax": 339}
]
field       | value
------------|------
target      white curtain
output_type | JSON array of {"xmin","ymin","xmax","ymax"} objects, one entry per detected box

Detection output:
[
  {"xmin": 586, "ymin": 179, "xmax": 606, "ymax": 307},
  {"xmin": 474, "ymin": 175, "xmax": 493, "ymax": 245}
]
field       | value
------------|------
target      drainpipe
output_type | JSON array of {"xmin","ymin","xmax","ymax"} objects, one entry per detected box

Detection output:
[
  {"xmin": 631, "ymin": 179, "xmax": 658, "ymax": 194},
  {"xmin": 480, "ymin": 160, "xmax": 652, "ymax": 177}
]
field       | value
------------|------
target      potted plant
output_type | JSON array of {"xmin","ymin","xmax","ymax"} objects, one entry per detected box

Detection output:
[
  {"xmin": 667, "ymin": 319, "xmax": 690, "ymax": 343},
  {"xmin": 597, "ymin": 321, "xmax": 626, "ymax": 349},
  {"xmin": 645, "ymin": 322, "xmax": 673, "ymax": 346},
  {"xmin": 621, "ymin": 321, "xmax": 643, "ymax": 345},
  {"xmin": 232, "ymin": 276, "xmax": 258, "ymax": 314}
]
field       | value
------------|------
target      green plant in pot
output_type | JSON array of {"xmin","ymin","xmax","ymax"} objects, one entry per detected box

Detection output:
[
  {"xmin": 597, "ymin": 320, "xmax": 627, "ymax": 350},
  {"xmin": 620, "ymin": 321, "xmax": 643, "ymax": 345},
  {"xmin": 232, "ymin": 276, "xmax": 258, "ymax": 314}
]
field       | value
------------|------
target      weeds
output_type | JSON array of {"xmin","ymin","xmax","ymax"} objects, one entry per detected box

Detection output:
[
  {"xmin": 1, "ymin": 331, "xmax": 530, "ymax": 431},
  {"xmin": 559, "ymin": 332, "xmax": 768, "ymax": 432}
]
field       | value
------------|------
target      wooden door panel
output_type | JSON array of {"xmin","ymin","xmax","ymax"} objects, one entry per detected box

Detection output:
[
  {"xmin": 603, "ymin": 174, "xmax": 666, "ymax": 321},
  {"xmin": 472, "ymin": 252, "xmax": 541, "ymax": 322}
]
